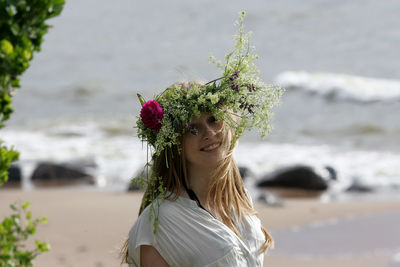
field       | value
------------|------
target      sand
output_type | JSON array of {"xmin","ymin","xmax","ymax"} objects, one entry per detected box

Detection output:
[{"xmin": 1, "ymin": 189, "xmax": 399, "ymax": 267}]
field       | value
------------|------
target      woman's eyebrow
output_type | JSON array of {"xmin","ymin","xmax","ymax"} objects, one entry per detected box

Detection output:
[{"xmin": 189, "ymin": 122, "xmax": 200, "ymax": 127}]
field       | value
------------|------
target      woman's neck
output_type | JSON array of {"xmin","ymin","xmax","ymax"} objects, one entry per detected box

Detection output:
[{"xmin": 186, "ymin": 164, "xmax": 214, "ymax": 205}]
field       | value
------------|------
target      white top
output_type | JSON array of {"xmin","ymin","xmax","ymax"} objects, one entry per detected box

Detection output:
[{"xmin": 127, "ymin": 194, "xmax": 265, "ymax": 267}]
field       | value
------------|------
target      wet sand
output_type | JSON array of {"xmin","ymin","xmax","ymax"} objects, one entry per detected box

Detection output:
[{"xmin": 1, "ymin": 189, "xmax": 399, "ymax": 267}]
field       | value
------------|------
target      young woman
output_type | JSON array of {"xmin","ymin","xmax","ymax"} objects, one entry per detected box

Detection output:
[{"xmin": 121, "ymin": 12, "xmax": 282, "ymax": 267}]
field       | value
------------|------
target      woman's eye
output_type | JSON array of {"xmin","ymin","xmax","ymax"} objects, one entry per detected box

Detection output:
[{"xmin": 187, "ymin": 125, "xmax": 198, "ymax": 136}]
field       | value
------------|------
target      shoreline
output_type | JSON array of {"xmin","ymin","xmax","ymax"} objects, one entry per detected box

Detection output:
[{"xmin": 1, "ymin": 189, "xmax": 399, "ymax": 266}]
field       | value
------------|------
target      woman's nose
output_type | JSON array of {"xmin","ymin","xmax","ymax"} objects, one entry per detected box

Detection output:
[{"xmin": 202, "ymin": 125, "xmax": 218, "ymax": 140}]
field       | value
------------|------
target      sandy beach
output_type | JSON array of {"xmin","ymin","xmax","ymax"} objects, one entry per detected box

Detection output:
[{"xmin": 1, "ymin": 189, "xmax": 399, "ymax": 267}]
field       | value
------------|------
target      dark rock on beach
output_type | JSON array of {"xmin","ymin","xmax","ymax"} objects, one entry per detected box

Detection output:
[
  {"xmin": 346, "ymin": 177, "xmax": 375, "ymax": 193},
  {"xmin": 257, "ymin": 165, "xmax": 329, "ymax": 191},
  {"xmin": 256, "ymin": 192, "xmax": 284, "ymax": 207},
  {"xmin": 31, "ymin": 162, "xmax": 95, "ymax": 186},
  {"xmin": 7, "ymin": 164, "xmax": 22, "ymax": 183}
]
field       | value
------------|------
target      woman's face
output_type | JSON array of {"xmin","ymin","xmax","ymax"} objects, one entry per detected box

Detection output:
[{"xmin": 183, "ymin": 112, "xmax": 226, "ymax": 169}]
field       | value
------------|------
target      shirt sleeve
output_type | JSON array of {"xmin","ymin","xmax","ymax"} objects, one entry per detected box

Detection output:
[{"xmin": 128, "ymin": 208, "xmax": 156, "ymax": 266}]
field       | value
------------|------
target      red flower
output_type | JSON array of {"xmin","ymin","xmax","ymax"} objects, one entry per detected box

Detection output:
[{"xmin": 140, "ymin": 100, "xmax": 164, "ymax": 131}]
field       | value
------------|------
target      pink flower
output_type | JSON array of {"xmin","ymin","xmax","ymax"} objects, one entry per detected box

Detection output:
[{"xmin": 140, "ymin": 100, "xmax": 164, "ymax": 131}]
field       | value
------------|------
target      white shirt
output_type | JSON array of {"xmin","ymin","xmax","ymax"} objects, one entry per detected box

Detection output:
[{"xmin": 128, "ymin": 194, "xmax": 265, "ymax": 267}]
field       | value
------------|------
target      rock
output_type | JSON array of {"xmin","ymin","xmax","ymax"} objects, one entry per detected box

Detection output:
[
  {"xmin": 325, "ymin": 166, "xmax": 337, "ymax": 181},
  {"xmin": 7, "ymin": 164, "xmax": 22, "ymax": 183},
  {"xmin": 346, "ymin": 177, "xmax": 375, "ymax": 192},
  {"xmin": 257, "ymin": 165, "xmax": 329, "ymax": 191},
  {"xmin": 256, "ymin": 192, "xmax": 284, "ymax": 207},
  {"xmin": 31, "ymin": 162, "xmax": 95, "ymax": 186}
]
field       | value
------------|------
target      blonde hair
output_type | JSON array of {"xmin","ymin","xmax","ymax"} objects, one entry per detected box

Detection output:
[
  {"xmin": 204, "ymin": 120, "xmax": 274, "ymax": 252},
  {"xmin": 121, "ymin": 83, "xmax": 273, "ymax": 264}
]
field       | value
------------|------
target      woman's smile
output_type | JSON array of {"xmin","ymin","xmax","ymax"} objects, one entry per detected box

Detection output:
[{"xmin": 200, "ymin": 142, "xmax": 221, "ymax": 152}]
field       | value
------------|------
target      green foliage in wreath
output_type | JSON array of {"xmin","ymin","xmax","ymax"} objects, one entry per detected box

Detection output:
[{"xmin": 137, "ymin": 12, "xmax": 282, "ymax": 157}]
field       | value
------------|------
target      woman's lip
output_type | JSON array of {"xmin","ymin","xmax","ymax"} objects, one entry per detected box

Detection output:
[{"xmin": 200, "ymin": 142, "xmax": 221, "ymax": 152}]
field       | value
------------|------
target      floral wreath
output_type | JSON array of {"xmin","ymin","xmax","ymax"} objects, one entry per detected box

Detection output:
[
  {"xmin": 134, "ymin": 12, "xmax": 282, "ymax": 232},
  {"xmin": 137, "ymin": 12, "xmax": 282, "ymax": 155}
]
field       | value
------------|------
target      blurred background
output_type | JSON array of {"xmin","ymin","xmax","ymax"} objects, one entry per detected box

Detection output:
[
  {"xmin": 2, "ymin": 1, "xmax": 400, "ymax": 266},
  {"xmin": 3, "ymin": 0, "xmax": 400, "ymax": 193}
]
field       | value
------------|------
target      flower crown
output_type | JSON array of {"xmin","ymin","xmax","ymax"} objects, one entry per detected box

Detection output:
[{"xmin": 137, "ymin": 11, "xmax": 282, "ymax": 157}]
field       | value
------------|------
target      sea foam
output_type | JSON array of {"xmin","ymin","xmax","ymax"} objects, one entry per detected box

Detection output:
[
  {"xmin": 275, "ymin": 71, "xmax": 400, "ymax": 102},
  {"xmin": 2, "ymin": 123, "xmax": 400, "ymax": 192}
]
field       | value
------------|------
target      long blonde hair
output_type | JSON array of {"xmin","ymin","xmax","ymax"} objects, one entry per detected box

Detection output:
[
  {"xmin": 205, "ymin": 119, "xmax": 274, "ymax": 252},
  {"xmin": 121, "ymin": 118, "xmax": 273, "ymax": 264}
]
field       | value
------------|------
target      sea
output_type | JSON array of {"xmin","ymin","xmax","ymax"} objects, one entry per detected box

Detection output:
[{"xmin": 1, "ymin": 0, "xmax": 400, "ymax": 196}]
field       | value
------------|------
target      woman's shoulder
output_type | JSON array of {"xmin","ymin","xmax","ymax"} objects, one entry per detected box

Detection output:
[
  {"xmin": 140, "ymin": 194, "xmax": 188, "ymax": 218},
  {"xmin": 127, "ymin": 197, "xmax": 182, "ymax": 261},
  {"xmin": 130, "ymin": 195, "xmax": 191, "ymax": 234}
]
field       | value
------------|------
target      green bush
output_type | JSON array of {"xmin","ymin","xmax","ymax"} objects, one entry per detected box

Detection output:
[
  {"xmin": 0, "ymin": 1, "xmax": 65, "ymax": 266},
  {"xmin": 0, "ymin": 141, "xmax": 19, "ymax": 186},
  {"xmin": 0, "ymin": 0, "xmax": 65, "ymax": 182},
  {"xmin": 0, "ymin": 202, "xmax": 50, "ymax": 267}
]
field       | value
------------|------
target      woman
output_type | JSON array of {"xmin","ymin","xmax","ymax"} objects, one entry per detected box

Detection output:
[{"xmin": 122, "ymin": 12, "xmax": 282, "ymax": 266}]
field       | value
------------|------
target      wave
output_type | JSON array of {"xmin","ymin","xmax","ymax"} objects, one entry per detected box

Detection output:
[{"xmin": 275, "ymin": 71, "xmax": 400, "ymax": 102}]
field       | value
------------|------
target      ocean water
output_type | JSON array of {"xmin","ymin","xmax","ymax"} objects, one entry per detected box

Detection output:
[{"xmin": 2, "ymin": 0, "xmax": 400, "ymax": 192}]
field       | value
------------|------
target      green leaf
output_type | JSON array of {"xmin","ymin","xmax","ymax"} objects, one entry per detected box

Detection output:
[
  {"xmin": 0, "ymin": 224, "xmax": 6, "ymax": 234},
  {"xmin": 10, "ymin": 23, "xmax": 20, "ymax": 36},
  {"xmin": 5, "ymin": 6, "xmax": 16, "ymax": 16},
  {"xmin": 10, "ymin": 79, "xmax": 20, "ymax": 88},
  {"xmin": 137, "ymin": 93, "xmax": 146, "ymax": 106},
  {"xmin": 38, "ymin": 217, "xmax": 48, "ymax": 224},
  {"xmin": 0, "ymin": 40, "xmax": 14, "ymax": 56},
  {"xmin": 22, "ymin": 202, "xmax": 30, "ymax": 210},
  {"xmin": 35, "ymin": 240, "xmax": 50, "ymax": 252}
]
